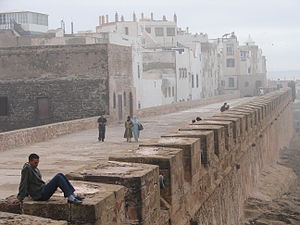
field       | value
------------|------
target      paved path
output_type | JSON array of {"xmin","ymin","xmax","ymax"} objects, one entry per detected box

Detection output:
[{"xmin": 0, "ymin": 98, "xmax": 251, "ymax": 199}]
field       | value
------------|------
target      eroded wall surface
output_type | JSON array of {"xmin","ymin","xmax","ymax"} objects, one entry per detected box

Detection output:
[{"xmin": 0, "ymin": 88, "xmax": 294, "ymax": 225}]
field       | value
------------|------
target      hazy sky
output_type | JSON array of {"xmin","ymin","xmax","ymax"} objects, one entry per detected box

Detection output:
[{"xmin": 1, "ymin": 0, "xmax": 300, "ymax": 72}]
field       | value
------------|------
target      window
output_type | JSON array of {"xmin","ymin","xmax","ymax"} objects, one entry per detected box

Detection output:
[
  {"xmin": 228, "ymin": 78, "xmax": 235, "ymax": 87},
  {"xmin": 172, "ymin": 87, "xmax": 175, "ymax": 96},
  {"xmin": 137, "ymin": 64, "xmax": 141, "ymax": 79},
  {"xmin": 123, "ymin": 92, "xmax": 126, "ymax": 106},
  {"xmin": 125, "ymin": 27, "xmax": 129, "ymax": 35},
  {"xmin": 145, "ymin": 27, "xmax": 151, "ymax": 34},
  {"xmin": 226, "ymin": 44, "xmax": 234, "ymax": 56},
  {"xmin": 0, "ymin": 96, "xmax": 8, "ymax": 116},
  {"xmin": 166, "ymin": 27, "xmax": 175, "ymax": 36},
  {"xmin": 240, "ymin": 51, "xmax": 248, "ymax": 61},
  {"xmin": 113, "ymin": 93, "xmax": 116, "ymax": 108},
  {"xmin": 37, "ymin": 97, "xmax": 49, "ymax": 119},
  {"xmin": 196, "ymin": 74, "xmax": 199, "ymax": 88},
  {"xmin": 155, "ymin": 27, "xmax": 164, "ymax": 36},
  {"xmin": 168, "ymin": 87, "xmax": 171, "ymax": 97},
  {"xmin": 245, "ymin": 81, "xmax": 249, "ymax": 87},
  {"xmin": 226, "ymin": 58, "xmax": 235, "ymax": 67}
]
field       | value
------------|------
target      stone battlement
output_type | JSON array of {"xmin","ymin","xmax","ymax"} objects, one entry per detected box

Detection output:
[{"xmin": 0, "ymin": 88, "xmax": 294, "ymax": 225}]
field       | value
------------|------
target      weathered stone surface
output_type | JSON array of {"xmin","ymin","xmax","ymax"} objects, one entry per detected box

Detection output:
[
  {"xmin": 192, "ymin": 120, "xmax": 234, "ymax": 152},
  {"xmin": 0, "ymin": 211, "xmax": 68, "ymax": 225},
  {"xmin": 0, "ymin": 181, "xmax": 125, "ymax": 225},
  {"xmin": 209, "ymin": 116, "xmax": 241, "ymax": 144},
  {"xmin": 179, "ymin": 125, "xmax": 225, "ymax": 160},
  {"xmin": 161, "ymin": 130, "xmax": 215, "ymax": 168},
  {"xmin": 214, "ymin": 113, "xmax": 247, "ymax": 141},
  {"xmin": 66, "ymin": 161, "xmax": 160, "ymax": 225},
  {"xmin": 109, "ymin": 147, "xmax": 187, "ymax": 225},
  {"xmin": 140, "ymin": 137, "xmax": 201, "ymax": 182}
]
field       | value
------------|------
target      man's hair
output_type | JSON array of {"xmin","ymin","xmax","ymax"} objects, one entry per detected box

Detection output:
[{"xmin": 29, "ymin": 153, "xmax": 39, "ymax": 161}]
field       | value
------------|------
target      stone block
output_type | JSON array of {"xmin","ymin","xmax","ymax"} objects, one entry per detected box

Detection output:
[
  {"xmin": 179, "ymin": 125, "xmax": 225, "ymax": 160},
  {"xmin": 139, "ymin": 137, "xmax": 201, "ymax": 182},
  {"xmin": 228, "ymin": 109, "xmax": 253, "ymax": 133},
  {"xmin": 192, "ymin": 120, "xmax": 234, "ymax": 152},
  {"xmin": 108, "ymin": 146, "xmax": 184, "ymax": 217},
  {"xmin": 216, "ymin": 112, "xmax": 247, "ymax": 141},
  {"xmin": 161, "ymin": 130, "xmax": 215, "ymax": 168},
  {"xmin": 0, "ymin": 211, "xmax": 68, "ymax": 225},
  {"xmin": 209, "ymin": 116, "xmax": 241, "ymax": 145},
  {"xmin": 0, "ymin": 181, "xmax": 125, "ymax": 225},
  {"xmin": 66, "ymin": 161, "xmax": 160, "ymax": 225}
]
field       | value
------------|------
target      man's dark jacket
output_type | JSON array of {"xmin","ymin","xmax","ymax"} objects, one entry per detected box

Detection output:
[{"xmin": 17, "ymin": 163, "xmax": 45, "ymax": 201}]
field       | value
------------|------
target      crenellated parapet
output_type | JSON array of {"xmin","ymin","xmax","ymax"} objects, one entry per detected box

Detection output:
[{"xmin": 0, "ymin": 88, "xmax": 294, "ymax": 225}]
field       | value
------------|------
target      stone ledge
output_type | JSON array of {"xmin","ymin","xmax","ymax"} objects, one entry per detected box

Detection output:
[
  {"xmin": 0, "ymin": 181, "xmax": 125, "ymax": 225},
  {"xmin": 0, "ymin": 211, "xmax": 68, "ymax": 225}
]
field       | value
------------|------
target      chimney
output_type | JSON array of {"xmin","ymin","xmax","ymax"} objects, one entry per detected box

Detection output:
[
  {"xmin": 106, "ymin": 15, "xmax": 109, "ymax": 23},
  {"xmin": 163, "ymin": 15, "xmax": 166, "ymax": 21},
  {"xmin": 141, "ymin": 13, "xmax": 144, "ymax": 20},
  {"xmin": 121, "ymin": 15, "xmax": 124, "ymax": 22},
  {"xmin": 173, "ymin": 13, "xmax": 177, "ymax": 23},
  {"xmin": 99, "ymin": 16, "xmax": 102, "ymax": 25},
  {"xmin": 151, "ymin": 12, "xmax": 154, "ymax": 21},
  {"xmin": 133, "ymin": 12, "xmax": 136, "ymax": 21},
  {"xmin": 115, "ymin": 12, "xmax": 119, "ymax": 22}
]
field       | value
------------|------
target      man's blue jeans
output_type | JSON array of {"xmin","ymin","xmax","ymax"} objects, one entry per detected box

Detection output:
[{"xmin": 39, "ymin": 173, "xmax": 75, "ymax": 201}]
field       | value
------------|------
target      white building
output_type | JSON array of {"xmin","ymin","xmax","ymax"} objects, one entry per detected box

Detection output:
[{"xmin": 0, "ymin": 11, "xmax": 48, "ymax": 34}]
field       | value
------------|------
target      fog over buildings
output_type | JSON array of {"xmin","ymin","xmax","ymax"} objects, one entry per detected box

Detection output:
[{"xmin": 1, "ymin": 0, "xmax": 300, "ymax": 74}]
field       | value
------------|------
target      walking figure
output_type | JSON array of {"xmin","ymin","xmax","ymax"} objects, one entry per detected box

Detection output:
[
  {"xmin": 97, "ymin": 115, "xmax": 107, "ymax": 142},
  {"xmin": 124, "ymin": 116, "xmax": 133, "ymax": 142},
  {"xmin": 131, "ymin": 116, "xmax": 143, "ymax": 142}
]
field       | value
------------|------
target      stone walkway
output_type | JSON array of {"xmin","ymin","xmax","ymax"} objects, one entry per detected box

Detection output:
[{"xmin": 0, "ymin": 98, "xmax": 251, "ymax": 199}]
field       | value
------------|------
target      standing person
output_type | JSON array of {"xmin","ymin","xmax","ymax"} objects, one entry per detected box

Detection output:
[
  {"xmin": 12, "ymin": 154, "xmax": 83, "ymax": 205},
  {"xmin": 131, "ymin": 116, "xmax": 142, "ymax": 142},
  {"xmin": 124, "ymin": 116, "xmax": 133, "ymax": 142},
  {"xmin": 97, "ymin": 115, "xmax": 107, "ymax": 142}
]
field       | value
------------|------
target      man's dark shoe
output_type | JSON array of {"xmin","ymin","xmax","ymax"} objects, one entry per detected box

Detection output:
[
  {"xmin": 68, "ymin": 198, "xmax": 82, "ymax": 205},
  {"xmin": 75, "ymin": 195, "xmax": 85, "ymax": 201}
]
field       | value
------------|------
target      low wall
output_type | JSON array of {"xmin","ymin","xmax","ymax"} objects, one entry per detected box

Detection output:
[
  {"xmin": 0, "ymin": 92, "xmax": 239, "ymax": 152},
  {"xmin": 136, "ymin": 92, "xmax": 240, "ymax": 118},
  {"xmin": 0, "ymin": 88, "xmax": 294, "ymax": 225}
]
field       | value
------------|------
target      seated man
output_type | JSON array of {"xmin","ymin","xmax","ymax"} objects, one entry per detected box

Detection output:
[
  {"xmin": 220, "ymin": 103, "xmax": 229, "ymax": 112},
  {"xmin": 13, "ymin": 153, "xmax": 83, "ymax": 204}
]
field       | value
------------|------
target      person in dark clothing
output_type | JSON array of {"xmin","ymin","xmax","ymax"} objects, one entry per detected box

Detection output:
[
  {"xmin": 192, "ymin": 119, "xmax": 196, "ymax": 123},
  {"xmin": 97, "ymin": 115, "xmax": 107, "ymax": 142},
  {"xmin": 13, "ymin": 154, "xmax": 83, "ymax": 205},
  {"xmin": 220, "ymin": 103, "xmax": 229, "ymax": 112},
  {"xmin": 196, "ymin": 117, "xmax": 202, "ymax": 121}
]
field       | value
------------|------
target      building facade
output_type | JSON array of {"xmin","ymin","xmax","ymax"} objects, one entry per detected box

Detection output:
[{"xmin": 0, "ymin": 44, "xmax": 134, "ymax": 132}]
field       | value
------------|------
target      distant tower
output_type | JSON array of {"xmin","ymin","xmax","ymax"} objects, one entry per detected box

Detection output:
[
  {"xmin": 99, "ymin": 16, "xmax": 102, "ymax": 25},
  {"xmin": 133, "ymin": 12, "xmax": 137, "ymax": 22},
  {"xmin": 163, "ymin": 15, "xmax": 166, "ymax": 21},
  {"xmin": 115, "ymin": 12, "xmax": 119, "ymax": 22},
  {"xmin": 151, "ymin": 12, "xmax": 154, "ymax": 21},
  {"xmin": 121, "ymin": 15, "xmax": 124, "ymax": 22},
  {"xmin": 141, "ymin": 13, "xmax": 144, "ymax": 20},
  {"xmin": 61, "ymin": 19, "xmax": 65, "ymax": 34},
  {"xmin": 173, "ymin": 13, "xmax": 177, "ymax": 23},
  {"xmin": 106, "ymin": 15, "xmax": 109, "ymax": 23},
  {"xmin": 102, "ymin": 15, "xmax": 105, "ymax": 24},
  {"xmin": 71, "ymin": 22, "xmax": 74, "ymax": 34}
]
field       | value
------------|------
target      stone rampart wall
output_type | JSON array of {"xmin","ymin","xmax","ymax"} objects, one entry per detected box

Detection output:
[
  {"xmin": 0, "ymin": 92, "xmax": 239, "ymax": 152},
  {"xmin": 0, "ymin": 88, "xmax": 294, "ymax": 225}
]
